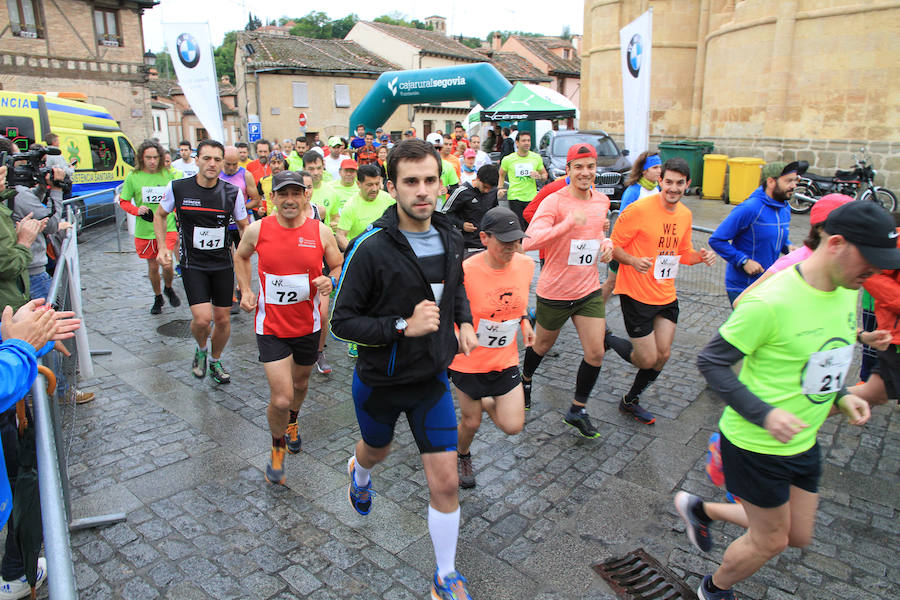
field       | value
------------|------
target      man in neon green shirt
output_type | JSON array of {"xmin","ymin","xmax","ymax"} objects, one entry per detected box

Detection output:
[
  {"xmin": 301, "ymin": 150, "xmax": 336, "ymax": 219},
  {"xmin": 326, "ymin": 159, "xmax": 359, "ymax": 231},
  {"xmin": 425, "ymin": 133, "xmax": 459, "ymax": 211},
  {"xmin": 676, "ymin": 202, "xmax": 900, "ymax": 600},
  {"xmin": 498, "ymin": 131, "xmax": 546, "ymax": 228},
  {"xmin": 336, "ymin": 164, "xmax": 395, "ymax": 251}
]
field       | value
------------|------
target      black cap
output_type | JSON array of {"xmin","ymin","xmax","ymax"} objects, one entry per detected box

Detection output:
[
  {"xmin": 761, "ymin": 160, "xmax": 809, "ymax": 183},
  {"xmin": 271, "ymin": 170, "xmax": 308, "ymax": 191},
  {"xmin": 824, "ymin": 202, "xmax": 900, "ymax": 269},
  {"xmin": 480, "ymin": 207, "xmax": 528, "ymax": 242}
]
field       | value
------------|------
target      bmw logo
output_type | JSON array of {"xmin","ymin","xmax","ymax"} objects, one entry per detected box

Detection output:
[
  {"xmin": 176, "ymin": 33, "xmax": 200, "ymax": 69},
  {"xmin": 627, "ymin": 34, "xmax": 642, "ymax": 78}
]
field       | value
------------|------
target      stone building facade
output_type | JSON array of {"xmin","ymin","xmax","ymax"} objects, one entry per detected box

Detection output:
[
  {"xmin": 582, "ymin": 0, "xmax": 900, "ymax": 187},
  {"xmin": 0, "ymin": 0, "xmax": 155, "ymax": 145}
]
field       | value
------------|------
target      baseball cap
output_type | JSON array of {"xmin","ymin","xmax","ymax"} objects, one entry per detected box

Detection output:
[
  {"xmin": 327, "ymin": 136, "xmax": 343, "ymax": 147},
  {"xmin": 566, "ymin": 143, "xmax": 597, "ymax": 164},
  {"xmin": 340, "ymin": 159, "xmax": 358, "ymax": 170},
  {"xmin": 810, "ymin": 194, "xmax": 853, "ymax": 225},
  {"xmin": 375, "ymin": 127, "xmax": 383, "ymax": 133},
  {"xmin": 824, "ymin": 201, "xmax": 900, "ymax": 269},
  {"xmin": 463, "ymin": 149, "xmax": 477, "ymax": 158},
  {"xmin": 426, "ymin": 132, "xmax": 443, "ymax": 147},
  {"xmin": 271, "ymin": 170, "xmax": 308, "ymax": 191},
  {"xmin": 481, "ymin": 207, "xmax": 528, "ymax": 242},
  {"xmin": 760, "ymin": 160, "xmax": 808, "ymax": 184}
]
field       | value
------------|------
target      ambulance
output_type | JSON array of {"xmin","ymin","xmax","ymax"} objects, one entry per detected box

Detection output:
[{"xmin": 0, "ymin": 91, "xmax": 136, "ymax": 223}]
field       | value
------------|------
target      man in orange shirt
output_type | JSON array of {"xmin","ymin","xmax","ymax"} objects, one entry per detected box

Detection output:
[
  {"xmin": 607, "ymin": 158, "xmax": 717, "ymax": 424},
  {"xmin": 449, "ymin": 207, "xmax": 535, "ymax": 488},
  {"xmin": 441, "ymin": 134, "xmax": 462, "ymax": 179}
]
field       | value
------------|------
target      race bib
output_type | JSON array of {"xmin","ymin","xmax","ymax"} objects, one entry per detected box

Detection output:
[
  {"xmin": 141, "ymin": 186, "xmax": 167, "ymax": 205},
  {"xmin": 802, "ymin": 345, "xmax": 853, "ymax": 395},
  {"xmin": 476, "ymin": 318, "xmax": 519, "ymax": 348},
  {"xmin": 568, "ymin": 239, "xmax": 600, "ymax": 266},
  {"xmin": 514, "ymin": 163, "xmax": 532, "ymax": 178},
  {"xmin": 264, "ymin": 273, "xmax": 310, "ymax": 305},
  {"xmin": 654, "ymin": 254, "xmax": 681, "ymax": 280},
  {"xmin": 192, "ymin": 226, "xmax": 225, "ymax": 250}
]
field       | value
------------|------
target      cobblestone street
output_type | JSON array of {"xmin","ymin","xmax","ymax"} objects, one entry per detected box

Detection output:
[{"xmin": 54, "ymin": 199, "xmax": 899, "ymax": 599}]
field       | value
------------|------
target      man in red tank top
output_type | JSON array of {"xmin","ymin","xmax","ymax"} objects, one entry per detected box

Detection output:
[{"xmin": 234, "ymin": 170, "xmax": 343, "ymax": 485}]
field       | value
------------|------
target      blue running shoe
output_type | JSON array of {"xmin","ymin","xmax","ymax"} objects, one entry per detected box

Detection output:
[
  {"xmin": 432, "ymin": 570, "xmax": 473, "ymax": 600},
  {"xmin": 697, "ymin": 575, "xmax": 736, "ymax": 600},
  {"xmin": 347, "ymin": 456, "xmax": 374, "ymax": 515}
]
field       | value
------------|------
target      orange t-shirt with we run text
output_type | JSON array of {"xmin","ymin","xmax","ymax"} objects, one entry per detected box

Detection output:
[{"xmin": 611, "ymin": 193, "xmax": 700, "ymax": 306}]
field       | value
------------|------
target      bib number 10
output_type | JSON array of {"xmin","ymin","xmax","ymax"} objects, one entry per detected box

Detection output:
[{"xmin": 568, "ymin": 239, "xmax": 600, "ymax": 266}]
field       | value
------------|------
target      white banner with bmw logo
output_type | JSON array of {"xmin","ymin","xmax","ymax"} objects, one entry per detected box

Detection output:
[
  {"xmin": 620, "ymin": 10, "xmax": 652, "ymax": 157},
  {"xmin": 163, "ymin": 22, "xmax": 225, "ymax": 143}
]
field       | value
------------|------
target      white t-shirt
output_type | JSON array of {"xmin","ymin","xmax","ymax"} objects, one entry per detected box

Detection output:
[
  {"xmin": 172, "ymin": 159, "xmax": 199, "ymax": 178},
  {"xmin": 474, "ymin": 150, "xmax": 491, "ymax": 170},
  {"xmin": 323, "ymin": 154, "xmax": 343, "ymax": 180}
]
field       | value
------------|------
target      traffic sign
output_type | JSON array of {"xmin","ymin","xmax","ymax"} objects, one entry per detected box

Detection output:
[
  {"xmin": 247, "ymin": 122, "xmax": 261, "ymax": 142},
  {"xmin": 298, "ymin": 113, "xmax": 307, "ymax": 127}
]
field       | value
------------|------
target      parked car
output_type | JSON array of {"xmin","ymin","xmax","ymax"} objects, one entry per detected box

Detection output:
[{"xmin": 537, "ymin": 130, "xmax": 632, "ymax": 205}]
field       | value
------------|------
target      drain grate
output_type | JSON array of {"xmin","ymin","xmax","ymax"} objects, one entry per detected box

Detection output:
[
  {"xmin": 156, "ymin": 319, "xmax": 193, "ymax": 338},
  {"xmin": 593, "ymin": 548, "xmax": 697, "ymax": 600}
]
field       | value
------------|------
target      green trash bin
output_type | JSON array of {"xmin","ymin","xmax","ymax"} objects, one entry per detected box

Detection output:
[{"xmin": 657, "ymin": 140, "xmax": 714, "ymax": 194}]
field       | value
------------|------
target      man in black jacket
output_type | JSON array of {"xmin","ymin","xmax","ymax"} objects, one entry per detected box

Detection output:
[
  {"xmin": 439, "ymin": 164, "xmax": 499, "ymax": 251},
  {"xmin": 331, "ymin": 139, "xmax": 478, "ymax": 599}
]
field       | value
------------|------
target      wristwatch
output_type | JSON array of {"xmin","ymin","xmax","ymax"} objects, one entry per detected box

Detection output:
[{"xmin": 394, "ymin": 318, "xmax": 408, "ymax": 337}]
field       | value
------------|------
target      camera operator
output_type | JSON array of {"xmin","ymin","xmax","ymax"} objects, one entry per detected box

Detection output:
[{"xmin": 0, "ymin": 137, "xmax": 70, "ymax": 301}]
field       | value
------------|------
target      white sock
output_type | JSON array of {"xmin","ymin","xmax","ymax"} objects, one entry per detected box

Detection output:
[
  {"xmin": 351, "ymin": 454, "xmax": 371, "ymax": 487},
  {"xmin": 428, "ymin": 505, "xmax": 460, "ymax": 579},
  {"xmin": 197, "ymin": 344, "xmax": 207, "ymax": 353}
]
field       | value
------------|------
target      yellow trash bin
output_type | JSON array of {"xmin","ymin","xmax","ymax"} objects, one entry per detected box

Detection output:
[
  {"xmin": 727, "ymin": 157, "xmax": 765, "ymax": 205},
  {"xmin": 702, "ymin": 154, "xmax": 728, "ymax": 200}
]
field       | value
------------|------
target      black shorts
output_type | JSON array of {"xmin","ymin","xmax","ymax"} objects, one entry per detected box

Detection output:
[
  {"xmin": 256, "ymin": 332, "xmax": 319, "ymax": 365},
  {"xmin": 721, "ymin": 433, "xmax": 821, "ymax": 508},
  {"xmin": 872, "ymin": 345, "xmax": 900, "ymax": 402},
  {"xmin": 619, "ymin": 294, "xmax": 679, "ymax": 338},
  {"xmin": 448, "ymin": 366, "xmax": 521, "ymax": 400},
  {"xmin": 181, "ymin": 267, "xmax": 234, "ymax": 307}
]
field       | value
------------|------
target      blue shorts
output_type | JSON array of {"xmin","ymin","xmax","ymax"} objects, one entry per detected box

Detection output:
[{"xmin": 352, "ymin": 370, "xmax": 458, "ymax": 454}]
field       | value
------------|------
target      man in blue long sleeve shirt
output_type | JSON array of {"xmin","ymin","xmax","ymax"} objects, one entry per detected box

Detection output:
[{"xmin": 709, "ymin": 161, "xmax": 806, "ymax": 305}]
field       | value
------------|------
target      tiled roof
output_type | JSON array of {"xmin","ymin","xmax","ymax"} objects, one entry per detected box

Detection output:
[
  {"xmin": 237, "ymin": 31, "xmax": 398, "ymax": 74},
  {"xmin": 475, "ymin": 49, "xmax": 552, "ymax": 83},
  {"xmin": 147, "ymin": 78, "xmax": 235, "ymax": 98},
  {"xmin": 359, "ymin": 21, "xmax": 485, "ymax": 62},
  {"xmin": 513, "ymin": 36, "xmax": 580, "ymax": 76}
]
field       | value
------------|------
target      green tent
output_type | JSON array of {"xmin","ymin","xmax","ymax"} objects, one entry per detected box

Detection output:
[{"xmin": 468, "ymin": 82, "xmax": 577, "ymax": 123}]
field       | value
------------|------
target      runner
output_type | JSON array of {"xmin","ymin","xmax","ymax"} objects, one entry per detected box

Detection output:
[
  {"xmin": 499, "ymin": 131, "xmax": 546, "ymax": 229},
  {"xmin": 235, "ymin": 170, "xmax": 343, "ymax": 485},
  {"xmin": 154, "ymin": 140, "xmax": 249, "ymax": 384},
  {"xmin": 678, "ymin": 201, "xmax": 899, "ymax": 600},
  {"xmin": 257, "ymin": 150, "xmax": 287, "ymax": 217},
  {"xmin": 335, "ymin": 164, "xmax": 395, "ymax": 251},
  {"xmin": 220, "ymin": 146, "xmax": 261, "ymax": 311},
  {"xmin": 235, "ymin": 142, "xmax": 251, "ymax": 168},
  {"xmin": 171, "ymin": 140, "xmax": 199, "ymax": 178},
  {"xmin": 323, "ymin": 136, "xmax": 345, "ymax": 180},
  {"xmin": 440, "ymin": 164, "xmax": 500, "ymax": 252},
  {"xmin": 302, "ymin": 150, "xmax": 337, "ymax": 218},
  {"xmin": 606, "ymin": 158, "xmax": 717, "ymax": 424},
  {"xmin": 246, "ymin": 139, "xmax": 272, "ymax": 184},
  {"xmin": 521, "ymin": 143, "xmax": 613, "ymax": 436},
  {"xmin": 450, "ymin": 206, "xmax": 534, "ymax": 488},
  {"xmin": 325, "ymin": 159, "xmax": 359, "ymax": 231},
  {"xmin": 118, "ymin": 140, "xmax": 181, "ymax": 314},
  {"xmin": 331, "ymin": 139, "xmax": 478, "ymax": 600}
]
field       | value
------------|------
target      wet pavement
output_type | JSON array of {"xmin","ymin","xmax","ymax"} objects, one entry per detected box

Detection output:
[{"xmin": 51, "ymin": 198, "xmax": 898, "ymax": 599}]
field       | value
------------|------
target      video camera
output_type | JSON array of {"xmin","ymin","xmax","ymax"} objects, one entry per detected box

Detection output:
[{"xmin": 1, "ymin": 145, "xmax": 63, "ymax": 189}]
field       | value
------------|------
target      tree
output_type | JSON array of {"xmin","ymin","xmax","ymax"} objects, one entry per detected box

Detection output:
[
  {"xmin": 289, "ymin": 11, "xmax": 332, "ymax": 38},
  {"xmin": 374, "ymin": 13, "xmax": 432, "ymax": 30},
  {"xmin": 331, "ymin": 14, "xmax": 359, "ymax": 38},
  {"xmin": 245, "ymin": 12, "xmax": 262, "ymax": 31},
  {"xmin": 213, "ymin": 30, "xmax": 237, "ymax": 84},
  {"xmin": 154, "ymin": 50, "xmax": 174, "ymax": 79},
  {"xmin": 561, "ymin": 25, "xmax": 572, "ymax": 40},
  {"xmin": 486, "ymin": 30, "xmax": 543, "ymax": 45}
]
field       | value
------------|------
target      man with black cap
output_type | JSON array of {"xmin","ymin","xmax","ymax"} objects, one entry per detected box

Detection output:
[
  {"xmin": 521, "ymin": 142, "xmax": 614, "ymax": 438},
  {"xmin": 439, "ymin": 164, "xmax": 499, "ymax": 251},
  {"xmin": 710, "ymin": 161, "xmax": 806, "ymax": 305},
  {"xmin": 234, "ymin": 170, "xmax": 343, "ymax": 485},
  {"xmin": 679, "ymin": 200, "xmax": 900, "ymax": 600},
  {"xmin": 449, "ymin": 206, "xmax": 535, "ymax": 488}
]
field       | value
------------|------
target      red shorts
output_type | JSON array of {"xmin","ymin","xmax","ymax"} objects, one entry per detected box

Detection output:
[{"xmin": 135, "ymin": 232, "xmax": 177, "ymax": 260}]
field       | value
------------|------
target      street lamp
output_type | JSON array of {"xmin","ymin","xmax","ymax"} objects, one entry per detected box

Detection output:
[{"xmin": 143, "ymin": 51, "xmax": 156, "ymax": 68}]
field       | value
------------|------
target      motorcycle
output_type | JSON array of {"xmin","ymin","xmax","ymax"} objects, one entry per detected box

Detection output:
[{"xmin": 789, "ymin": 149, "xmax": 897, "ymax": 214}]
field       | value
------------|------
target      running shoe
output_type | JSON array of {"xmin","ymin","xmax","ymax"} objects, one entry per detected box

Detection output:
[
  {"xmin": 191, "ymin": 348, "xmax": 207, "ymax": 379},
  {"xmin": 348, "ymin": 343, "xmax": 358, "ymax": 358},
  {"xmin": 705, "ymin": 432, "xmax": 725, "ymax": 487},
  {"xmin": 523, "ymin": 380, "xmax": 532, "ymax": 411},
  {"xmin": 457, "ymin": 453, "xmax": 475, "ymax": 489},
  {"xmin": 564, "ymin": 410, "xmax": 601, "ymax": 438},
  {"xmin": 150, "ymin": 295, "xmax": 163, "ymax": 315},
  {"xmin": 431, "ymin": 570, "xmax": 473, "ymax": 600},
  {"xmin": 265, "ymin": 445, "xmax": 286, "ymax": 485},
  {"xmin": 315, "ymin": 350, "xmax": 332, "ymax": 374},
  {"xmin": 208, "ymin": 360, "xmax": 231, "ymax": 384},
  {"xmin": 163, "ymin": 286, "xmax": 181, "ymax": 307},
  {"xmin": 347, "ymin": 456, "xmax": 374, "ymax": 515},
  {"xmin": 619, "ymin": 397, "xmax": 656, "ymax": 425},
  {"xmin": 674, "ymin": 491, "xmax": 712, "ymax": 552},
  {"xmin": 0, "ymin": 557, "xmax": 46, "ymax": 599},
  {"xmin": 697, "ymin": 575, "xmax": 736, "ymax": 600},
  {"xmin": 284, "ymin": 421, "xmax": 302, "ymax": 454}
]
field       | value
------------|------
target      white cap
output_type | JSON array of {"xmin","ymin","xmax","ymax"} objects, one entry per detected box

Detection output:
[{"xmin": 426, "ymin": 132, "xmax": 443, "ymax": 146}]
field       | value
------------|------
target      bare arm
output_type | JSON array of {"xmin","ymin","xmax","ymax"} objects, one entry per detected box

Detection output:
[
  {"xmin": 243, "ymin": 171, "xmax": 260, "ymax": 208},
  {"xmin": 336, "ymin": 229, "xmax": 350, "ymax": 252}
]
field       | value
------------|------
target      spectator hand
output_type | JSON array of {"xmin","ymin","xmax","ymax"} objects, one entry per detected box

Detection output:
[
  {"xmin": 1, "ymin": 300, "xmax": 80, "ymax": 351},
  {"xmin": 15, "ymin": 213, "xmax": 44, "ymax": 247}
]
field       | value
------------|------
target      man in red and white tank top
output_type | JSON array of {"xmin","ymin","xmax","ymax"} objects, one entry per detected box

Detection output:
[{"xmin": 234, "ymin": 170, "xmax": 343, "ymax": 485}]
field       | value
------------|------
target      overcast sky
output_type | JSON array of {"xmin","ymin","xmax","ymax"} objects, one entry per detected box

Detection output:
[{"xmin": 141, "ymin": 0, "xmax": 585, "ymax": 51}]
